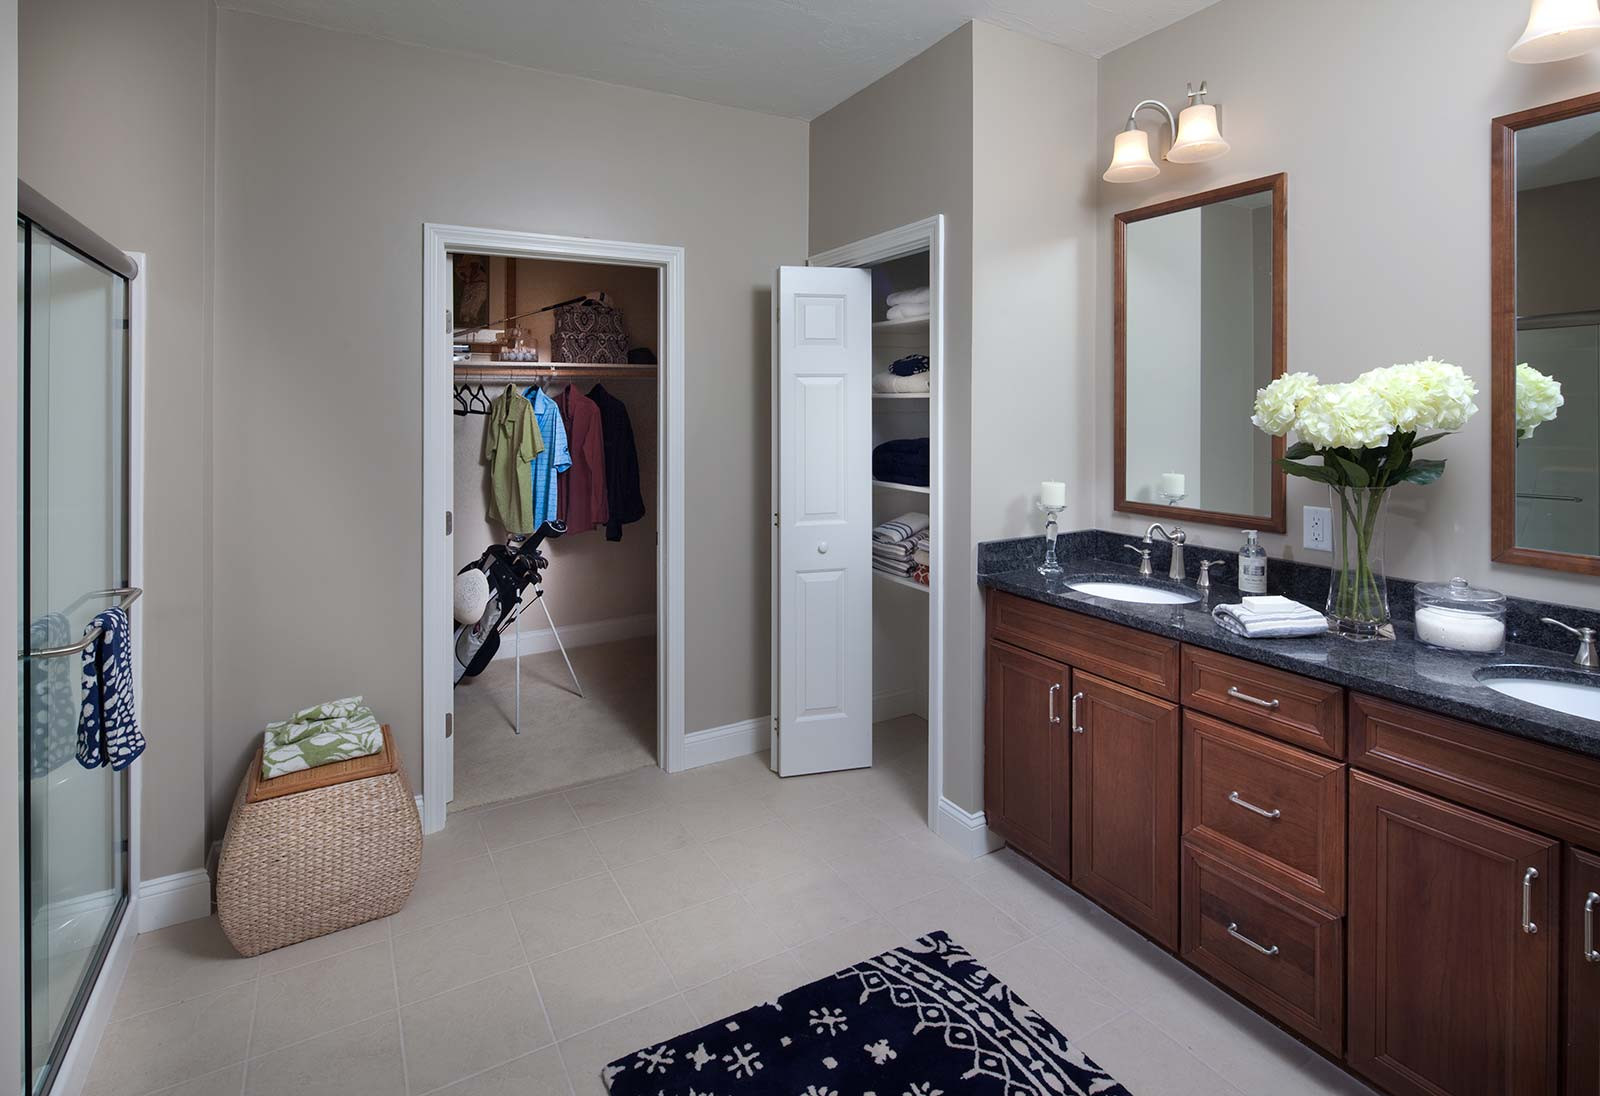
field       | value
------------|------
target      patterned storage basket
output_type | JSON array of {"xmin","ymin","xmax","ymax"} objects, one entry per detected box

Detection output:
[
  {"xmin": 552, "ymin": 297, "xmax": 629, "ymax": 363},
  {"xmin": 216, "ymin": 725, "xmax": 421, "ymax": 957}
]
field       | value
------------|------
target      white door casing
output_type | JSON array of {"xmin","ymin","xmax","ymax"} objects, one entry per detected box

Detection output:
[{"xmin": 773, "ymin": 265, "xmax": 873, "ymax": 776}]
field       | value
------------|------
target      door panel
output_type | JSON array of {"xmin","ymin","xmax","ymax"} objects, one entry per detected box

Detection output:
[
  {"xmin": 1348, "ymin": 772, "xmax": 1558, "ymax": 1096},
  {"xmin": 1567, "ymin": 847, "xmax": 1600, "ymax": 1096},
  {"xmin": 983, "ymin": 641, "xmax": 1070, "ymax": 878},
  {"xmin": 773, "ymin": 265, "xmax": 872, "ymax": 776},
  {"xmin": 1071, "ymin": 670, "xmax": 1181, "ymax": 948}
]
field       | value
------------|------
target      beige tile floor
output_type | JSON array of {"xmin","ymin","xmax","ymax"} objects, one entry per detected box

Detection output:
[{"xmin": 85, "ymin": 716, "xmax": 1377, "ymax": 1096}]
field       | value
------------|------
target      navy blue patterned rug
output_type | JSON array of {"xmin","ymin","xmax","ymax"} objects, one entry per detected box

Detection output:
[{"xmin": 604, "ymin": 930, "xmax": 1132, "ymax": 1095}]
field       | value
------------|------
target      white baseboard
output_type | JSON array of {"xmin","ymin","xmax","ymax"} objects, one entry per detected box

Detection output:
[
  {"xmin": 934, "ymin": 797, "xmax": 1003, "ymax": 859},
  {"xmin": 681, "ymin": 717, "xmax": 771, "ymax": 770},
  {"xmin": 491, "ymin": 612, "xmax": 654, "ymax": 661},
  {"xmin": 50, "ymin": 896, "xmax": 140, "ymax": 1096},
  {"xmin": 137, "ymin": 869, "xmax": 212, "ymax": 933}
]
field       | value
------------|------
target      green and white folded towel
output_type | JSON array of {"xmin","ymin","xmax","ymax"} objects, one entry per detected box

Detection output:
[{"xmin": 261, "ymin": 696, "xmax": 383, "ymax": 781}]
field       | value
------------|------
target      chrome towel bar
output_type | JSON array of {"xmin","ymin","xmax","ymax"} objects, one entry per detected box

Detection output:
[{"xmin": 18, "ymin": 587, "xmax": 143, "ymax": 661}]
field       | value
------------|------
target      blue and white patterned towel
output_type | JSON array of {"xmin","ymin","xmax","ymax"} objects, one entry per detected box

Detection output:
[{"xmin": 77, "ymin": 607, "xmax": 144, "ymax": 770}]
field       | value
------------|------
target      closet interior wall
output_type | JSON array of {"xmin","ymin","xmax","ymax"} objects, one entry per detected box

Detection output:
[
  {"xmin": 870, "ymin": 251, "xmax": 932, "ymax": 723},
  {"xmin": 452, "ymin": 258, "xmax": 660, "ymax": 636}
]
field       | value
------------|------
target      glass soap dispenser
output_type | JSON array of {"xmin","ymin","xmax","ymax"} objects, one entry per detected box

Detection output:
[
  {"xmin": 1414, "ymin": 577, "xmax": 1506, "ymax": 654},
  {"xmin": 1238, "ymin": 530, "xmax": 1267, "ymax": 594}
]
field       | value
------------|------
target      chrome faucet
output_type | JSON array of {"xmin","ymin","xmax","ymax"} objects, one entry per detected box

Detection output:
[
  {"xmin": 1197, "ymin": 559, "xmax": 1228, "ymax": 592},
  {"xmin": 1144, "ymin": 523, "xmax": 1188, "ymax": 582},
  {"xmin": 1543, "ymin": 618, "xmax": 1600, "ymax": 669},
  {"xmin": 1125, "ymin": 543, "xmax": 1154, "ymax": 577}
]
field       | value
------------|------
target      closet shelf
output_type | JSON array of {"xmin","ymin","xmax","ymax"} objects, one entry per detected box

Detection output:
[
  {"xmin": 874, "ymin": 571, "xmax": 931, "ymax": 593},
  {"xmin": 872, "ymin": 392, "xmax": 930, "ymax": 401},
  {"xmin": 453, "ymin": 361, "xmax": 657, "ymax": 381},
  {"xmin": 873, "ymin": 316, "xmax": 929, "ymax": 332},
  {"xmin": 872, "ymin": 479, "xmax": 930, "ymax": 495}
]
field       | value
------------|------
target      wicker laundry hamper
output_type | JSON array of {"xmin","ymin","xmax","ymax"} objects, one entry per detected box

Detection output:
[{"xmin": 217, "ymin": 725, "xmax": 422, "ymax": 957}]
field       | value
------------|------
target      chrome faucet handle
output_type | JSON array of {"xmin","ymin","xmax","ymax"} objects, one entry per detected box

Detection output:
[
  {"xmin": 1197, "ymin": 560, "xmax": 1228, "ymax": 591},
  {"xmin": 1542, "ymin": 618, "xmax": 1600, "ymax": 669},
  {"xmin": 1125, "ymin": 544, "xmax": 1154, "ymax": 577}
]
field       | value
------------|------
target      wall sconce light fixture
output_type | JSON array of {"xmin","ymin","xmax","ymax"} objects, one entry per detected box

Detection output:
[
  {"xmin": 1104, "ymin": 82, "xmax": 1231, "ymax": 183},
  {"xmin": 1508, "ymin": 0, "xmax": 1600, "ymax": 62}
]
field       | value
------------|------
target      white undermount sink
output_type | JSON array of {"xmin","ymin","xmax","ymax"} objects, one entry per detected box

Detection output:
[
  {"xmin": 1475, "ymin": 671, "xmax": 1600, "ymax": 722},
  {"xmin": 1067, "ymin": 580, "xmax": 1199, "ymax": 606}
]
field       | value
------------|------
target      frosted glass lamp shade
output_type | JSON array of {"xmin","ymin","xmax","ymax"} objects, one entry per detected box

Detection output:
[
  {"xmin": 1168, "ymin": 103, "xmax": 1231, "ymax": 163},
  {"xmin": 1508, "ymin": 0, "xmax": 1600, "ymax": 62},
  {"xmin": 1104, "ymin": 128, "xmax": 1160, "ymax": 183}
]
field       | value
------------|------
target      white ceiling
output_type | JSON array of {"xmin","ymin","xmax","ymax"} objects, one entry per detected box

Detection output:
[{"xmin": 220, "ymin": 0, "xmax": 1220, "ymax": 119}]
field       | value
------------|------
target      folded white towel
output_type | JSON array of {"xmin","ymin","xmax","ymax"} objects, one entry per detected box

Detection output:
[
  {"xmin": 1213, "ymin": 596, "xmax": 1328, "ymax": 639},
  {"xmin": 885, "ymin": 302, "xmax": 930, "ymax": 321},
  {"xmin": 873, "ymin": 512, "xmax": 929, "ymax": 544},
  {"xmin": 872, "ymin": 370, "xmax": 931, "ymax": 394},
  {"xmin": 886, "ymin": 286, "xmax": 930, "ymax": 308}
]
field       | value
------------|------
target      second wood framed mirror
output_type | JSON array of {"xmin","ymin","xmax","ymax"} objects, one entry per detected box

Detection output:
[{"xmin": 1114, "ymin": 173, "xmax": 1287, "ymax": 532}]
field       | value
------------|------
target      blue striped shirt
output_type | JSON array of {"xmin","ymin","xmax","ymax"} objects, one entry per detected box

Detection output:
[{"xmin": 525, "ymin": 387, "xmax": 572, "ymax": 531}]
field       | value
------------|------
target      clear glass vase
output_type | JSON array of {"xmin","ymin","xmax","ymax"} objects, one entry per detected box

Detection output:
[{"xmin": 1327, "ymin": 485, "xmax": 1393, "ymax": 640}]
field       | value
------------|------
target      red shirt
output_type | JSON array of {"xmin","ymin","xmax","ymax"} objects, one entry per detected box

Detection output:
[{"xmin": 556, "ymin": 384, "xmax": 609, "ymax": 532}]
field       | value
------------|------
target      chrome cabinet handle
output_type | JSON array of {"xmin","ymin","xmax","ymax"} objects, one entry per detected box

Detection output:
[
  {"xmin": 1522, "ymin": 867, "xmax": 1539, "ymax": 935},
  {"xmin": 1226, "ymin": 922, "xmax": 1279, "ymax": 957},
  {"xmin": 1226, "ymin": 686, "xmax": 1280, "ymax": 711},
  {"xmin": 1070, "ymin": 691, "xmax": 1085, "ymax": 734},
  {"xmin": 1048, "ymin": 683, "xmax": 1062, "ymax": 725},
  {"xmin": 1228, "ymin": 791, "xmax": 1281, "ymax": 820},
  {"xmin": 1586, "ymin": 892, "xmax": 1599, "ymax": 963}
]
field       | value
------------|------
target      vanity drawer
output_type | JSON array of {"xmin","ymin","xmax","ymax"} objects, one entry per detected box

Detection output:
[
  {"xmin": 988, "ymin": 591, "xmax": 1179, "ymax": 700},
  {"xmin": 1182, "ymin": 646, "xmax": 1344, "ymax": 758},
  {"xmin": 1181, "ymin": 841, "xmax": 1344, "ymax": 1055},
  {"xmin": 1349, "ymin": 692, "xmax": 1600, "ymax": 850},
  {"xmin": 1182, "ymin": 712, "xmax": 1346, "ymax": 912}
]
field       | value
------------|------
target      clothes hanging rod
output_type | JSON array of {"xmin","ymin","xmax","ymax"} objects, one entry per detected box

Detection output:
[{"xmin": 453, "ymin": 363, "xmax": 656, "ymax": 382}]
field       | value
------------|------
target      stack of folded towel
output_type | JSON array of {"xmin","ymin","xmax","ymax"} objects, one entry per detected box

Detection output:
[
  {"xmin": 1213, "ymin": 596, "xmax": 1328, "ymax": 639},
  {"xmin": 872, "ymin": 353, "xmax": 930, "ymax": 394},
  {"xmin": 873, "ymin": 512, "xmax": 929, "ymax": 578},
  {"xmin": 885, "ymin": 286, "xmax": 930, "ymax": 322},
  {"xmin": 872, "ymin": 437, "xmax": 930, "ymax": 486},
  {"xmin": 261, "ymin": 696, "xmax": 384, "ymax": 780}
]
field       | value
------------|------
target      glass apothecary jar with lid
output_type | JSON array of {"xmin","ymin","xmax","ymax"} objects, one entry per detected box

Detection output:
[{"xmin": 1413, "ymin": 577, "xmax": 1506, "ymax": 654}]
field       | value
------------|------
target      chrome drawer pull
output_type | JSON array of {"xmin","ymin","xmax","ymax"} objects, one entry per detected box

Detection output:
[
  {"xmin": 1586, "ymin": 892, "xmax": 1599, "ymax": 962},
  {"xmin": 1070, "ymin": 691, "xmax": 1085, "ymax": 734},
  {"xmin": 1226, "ymin": 686, "xmax": 1281, "ymax": 711},
  {"xmin": 1226, "ymin": 922, "xmax": 1279, "ymax": 957},
  {"xmin": 1228, "ymin": 791, "xmax": 1281, "ymax": 820},
  {"xmin": 1522, "ymin": 867, "xmax": 1539, "ymax": 935},
  {"xmin": 1048, "ymin": 683, "xmax": 1062, "ymax": 726}
]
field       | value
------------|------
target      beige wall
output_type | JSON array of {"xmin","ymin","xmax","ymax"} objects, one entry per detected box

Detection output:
[
  {"xmin": 810, "ymin": 23, "xmax": 977, "ymax": 807},
  {"xmin": 19, "ymin": 0, "xmax": 216, "ymax": 881},
  {"xmin": 1095, "ymin": 0, "xmax": 1600, "ymax": 609},
  {"xmin": 1518, "ymin": 176, "xmax": 1600, "ymax": 316},
  {"xmin": 453, "ymin": 259, "xmax": 659, "ymax": 631},
  {"xmin": 210, "ymin": 11, "xmax": 808, "ymax": 833}
]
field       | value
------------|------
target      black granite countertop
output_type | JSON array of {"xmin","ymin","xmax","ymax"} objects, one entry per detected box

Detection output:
[{"xmin": 977, "ymin": 533, "xmax": 1600, "ymax": 761}]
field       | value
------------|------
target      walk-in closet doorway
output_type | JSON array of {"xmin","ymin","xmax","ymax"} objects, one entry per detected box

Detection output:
[{"xmin": 421, "ymin": 226, "xmax": 686, "ymax": 835}]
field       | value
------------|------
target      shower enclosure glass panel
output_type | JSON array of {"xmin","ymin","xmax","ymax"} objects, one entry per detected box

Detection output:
[{"xmin": 19, "ymin": 218, "xmax": 130, "ymax": 1094}]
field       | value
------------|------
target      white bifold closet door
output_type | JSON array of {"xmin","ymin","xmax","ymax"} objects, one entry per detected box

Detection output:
[{"xmin": 772, "ymin": 265, "xmax": 873, "ymax": 777}]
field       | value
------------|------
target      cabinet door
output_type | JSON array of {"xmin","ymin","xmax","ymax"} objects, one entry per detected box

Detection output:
[
  {"xmin": 1348, "ymin": 772, "xmax": 1559, "ymax": 1096},
  {"xmin": 1567, "ymin": 847, "xmax": 1600, "ymax": 1096},
  {"xmin": 984, "ymin": 641, "xmax": 1071, "ymax": 878},
  {"xmin": 1070, "ymin": 669, "xmax": 1181, "ymax": 948}
]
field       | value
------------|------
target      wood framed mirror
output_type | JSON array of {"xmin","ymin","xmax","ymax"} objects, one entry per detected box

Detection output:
[
  {"xmin": 1114, "ymin": 173, "xmax": 1288, "ymax": 533},
  {"xmin": 1491, "ymin": 91, "xmax": 1600, "ymax": 576}
]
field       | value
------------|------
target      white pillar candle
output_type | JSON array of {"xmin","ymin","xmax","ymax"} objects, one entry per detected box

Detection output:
[
  {"xmin": 1040, "ymin": 481, "xmax": 1066, "ymax": 508},
  {"xmin": 1160, "ymin": 472, "xmax": 1186, "ymax": 498}
]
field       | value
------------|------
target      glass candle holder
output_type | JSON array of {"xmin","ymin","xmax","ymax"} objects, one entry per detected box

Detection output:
[{"xmin": 1036, "ymin": 500, "xmax": 1066, "ymax": 577}]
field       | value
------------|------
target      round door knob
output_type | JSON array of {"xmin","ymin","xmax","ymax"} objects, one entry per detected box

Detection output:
[{"xmin": 817, "ymin": 541, "xmax": 829, "ymax": 554}]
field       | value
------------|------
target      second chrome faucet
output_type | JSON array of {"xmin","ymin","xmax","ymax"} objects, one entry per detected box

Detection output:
[{"xmin": 1126, "ymin": 523, "xmax": 1187, "ymax": 582}]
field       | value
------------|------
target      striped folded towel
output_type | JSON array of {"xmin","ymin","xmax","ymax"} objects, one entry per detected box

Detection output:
[
  {"xmin": 873, "ymin": 512, "xmax": 929, "ymax": 544},
  {"xmin": 1213, "ymin": 596, "xmax": 1328, "ymax": 639}
]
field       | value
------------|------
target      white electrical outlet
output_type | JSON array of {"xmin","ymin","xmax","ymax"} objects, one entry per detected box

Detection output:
[{"xmin": 1304, "ymin": 505, "xmax": 1333, "ymax": 551}]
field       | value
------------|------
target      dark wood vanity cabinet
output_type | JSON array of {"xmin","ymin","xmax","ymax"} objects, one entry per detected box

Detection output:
[
  {"xmin": 983, "ymin": 640, "xmax": 1072, "ymax": 879},
  {"xmin": 1568, "ymin": 847, "xmax": 1600, "ymax": 1096},
  {"xmin": 1347, "ymin": 771, "xmax": 1560, "ymax": 1096},
  {"xmin": 1070, "ymin": 671, "xmax": 1180, "ymax": 948}
]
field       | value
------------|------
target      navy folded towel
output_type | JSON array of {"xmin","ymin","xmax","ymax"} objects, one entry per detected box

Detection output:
[
  {"xmin": 889, "ymin": 354, "xmax": 929, "ymax": 377},
  {"xmin": 872, "ymin": 438, "xmax": 930, "ymax": 487},
  {"xmin": 77, "ymin": 607, "xmax": 144, "ymax": 770}
]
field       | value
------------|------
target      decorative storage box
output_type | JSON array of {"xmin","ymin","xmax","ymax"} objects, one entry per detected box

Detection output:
[
  {"xmin": 552, "ymin": 298, "xmax": 629, "ymax": 363},
  {"xmin": 217, "ymin": 725, "xmax": 422, "ymax": 957}
]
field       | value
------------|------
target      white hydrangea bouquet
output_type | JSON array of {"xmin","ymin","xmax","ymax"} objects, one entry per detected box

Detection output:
[
  {"xmin": 1252, "ymin": 358, "xmax": 1479, "ymax": 637},
  {"xmin": 1515, "ymin": 362, "xmax": 1563, "ymax": 441}
]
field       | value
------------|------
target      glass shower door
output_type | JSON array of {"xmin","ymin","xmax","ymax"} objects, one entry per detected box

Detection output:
[{"xmin": 18, "ymin": 218, "xmax": 131, "ymax": 1094}]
